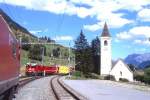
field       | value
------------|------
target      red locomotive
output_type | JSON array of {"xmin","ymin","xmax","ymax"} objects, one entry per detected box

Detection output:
[
  {"xmin": 25, "ymin": 63, "xmax": 58, "ymax": 76},
  {"xmin": 26, "ymin": 63, "xmax": 44, "ymax": 76},
  {"xmin": 0, "ymin": 15, "xmax": 20, "ymax": 99}
]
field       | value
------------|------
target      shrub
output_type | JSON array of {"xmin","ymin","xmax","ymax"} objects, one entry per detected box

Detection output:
[
  {"xmin": 144, "ymin": 68, "xmax": 150, "ymax": 84},
  {"xmin": 89, "ymin": 73, "xmax": 100, "ymax": 79},
  {"xmin": 119, "ymin": 78, "xmax": 129, "ymax": 82},
  {"xmin": 104, "ymin": 75, "xmax": 116, "ymax": 81},
  {"xmin": 134, "ymin": 75, "xmax": 144, "ymax": 82},
  {"xmin": 72, "ymin": 71, "xmax": 82, "ymax": 77}
]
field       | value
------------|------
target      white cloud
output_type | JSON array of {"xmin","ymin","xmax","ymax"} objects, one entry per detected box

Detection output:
[
  {"xmin": 54, "ymin": 36, "xmax": 73, "ymax": 41},
  {"xmin": 116, "ymin": 26, "xmax": 150, "ymax": 46},
  {"xmin": 84, "ymin": 22, "xmax": 103, "ymax": 32},
  {"xmin": 134, "ymin": 39, "xmax": 150, "ymax": 45},
  {"xmin": 138, "ymin": 8, "xmax": 150, "ymax": 22},
  {"xmin": 116, "ymin": 32, "xmax": 132, "ymax": 40},
  {"xmin": 129, "ymin": 26, "xmax": 150, "ymax": 38},
  {"xmin": 113, "ymin": 0, "xmax": 150, "ymax": 11},
  {"xmin": 116, "ymin": 26, "xmax": 150, "ymax": 40},
  {"xmin": 1, "ymin": 0, "xmax": 150, "ymax": 31},
  {"xmin": 29, "ymin": 30, "xmax": 42, "ymax": 35}
]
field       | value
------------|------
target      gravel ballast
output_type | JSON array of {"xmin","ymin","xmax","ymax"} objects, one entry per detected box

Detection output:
[{"xmin": 14, "ymin": 77, "xmax": 56, "ymax": 100}]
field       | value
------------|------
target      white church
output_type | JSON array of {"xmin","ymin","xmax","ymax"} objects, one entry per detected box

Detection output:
[{"xmin": 100, "ymin": 23, "xmax": 134, "ymax": 82}]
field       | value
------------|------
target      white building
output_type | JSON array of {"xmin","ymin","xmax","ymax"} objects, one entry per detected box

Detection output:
[
  {"xmin": 110, "ymin": 59, "xmax": 134, "ymax": 82},
  {"xmin": 100, "ymin": 23, "xmax": 134, "ymax": 82},
  {"xmin": 100, "ymin": 22, "xmax": 112, "ymax": 75}
]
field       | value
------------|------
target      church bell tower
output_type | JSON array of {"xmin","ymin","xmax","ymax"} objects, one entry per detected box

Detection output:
[{"xmin": 100, "ymin": 22, "xmax": 112, "ymax": 75}]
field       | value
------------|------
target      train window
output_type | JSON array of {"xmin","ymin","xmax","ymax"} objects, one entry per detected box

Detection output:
[{"xmin": 12, "ymin": 41, "xmax": 17, "ymax": 59}]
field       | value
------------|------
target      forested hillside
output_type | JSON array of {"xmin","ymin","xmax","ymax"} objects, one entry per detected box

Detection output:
[{"xmin": 0, "ymin": 9, "xmax": 74, "ymax": 66}]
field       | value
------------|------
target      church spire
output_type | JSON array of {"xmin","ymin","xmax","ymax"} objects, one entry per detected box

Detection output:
[{"xmin": 101, "ymin": 22, "xmax": 111, "ymax": 37}]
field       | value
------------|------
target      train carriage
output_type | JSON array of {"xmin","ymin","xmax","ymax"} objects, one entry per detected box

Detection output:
[
  {"xmin": 0, "ymin": 15, "xmax": 20, "ymax": 99},
  {"xmin": 43, "ymin": 65, "xmax": 58, "ymax": 75},
  {"xmin": 58, "ymin": 65, "xmax": 70, "ymax": 74}
]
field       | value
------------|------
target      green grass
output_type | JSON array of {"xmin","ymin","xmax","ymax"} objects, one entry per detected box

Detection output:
[
  {"xmin": 20, "ymin": 49, "xmax": 74, "ymax": 67},
  {"xmin": 20, "ymin": 36, "xmax": 75, "ymax": 67},
  {"xmin": 21, "ymin": 50, "xmax": 30, "ymax": 66},
  {"xmin": 66, "ymin": 71, "xmax": 102, "ymax": 80}
]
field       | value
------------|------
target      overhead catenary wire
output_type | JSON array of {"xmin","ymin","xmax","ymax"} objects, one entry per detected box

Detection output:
[{"xmin": 55, "ymin": 1, "xmax": 69, "ymax": 35}]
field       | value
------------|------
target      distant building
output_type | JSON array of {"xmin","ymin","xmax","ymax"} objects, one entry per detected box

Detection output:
[{"xmin": 100, "ymin": 23, "xmax": 133, "ymax": 82}]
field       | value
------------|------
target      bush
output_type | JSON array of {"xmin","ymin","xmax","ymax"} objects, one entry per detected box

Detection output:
[
  {"xmin": 104, "ymin": 75, "xmax": 116, "ymax": 81},
  {"xmin": 119, "ymin": 78, "xmax": 129, "ymax": 82},
  {"xmin": 144, "ymin": 75, "xmax": 150, "ymax": 84},
  {"xmin": 144, "ymin": 68, "xmax": 150, "ymax": 84},
  {"xmin": 89, "ymin": 73, "xmax": 100, "ymax": 79},
  {"xmin": 134, "ymin": 75, "xmax": 144, "ymax": 82},
  {"xmin": 72, "ymin": 71, "xmax": 82, "ymax": 77}
]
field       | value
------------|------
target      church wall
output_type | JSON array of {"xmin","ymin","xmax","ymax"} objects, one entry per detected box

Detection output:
[
  {"xmin": 110, "ymin": 60, "xmax": 133, "ymax": 82},
  {"xmin": 100, "ymin": 37, "xmax": 112, "ymax": 75}
]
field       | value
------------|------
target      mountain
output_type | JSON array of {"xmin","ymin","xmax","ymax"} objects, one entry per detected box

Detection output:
[
  {"xmin": 0, "ymin": 9, "xmax": 36, "ymax": 38},
  {"xmin": 124, "ymin": 53, "xmax": 150, "ymax": 69},
  {"xmin": 138, "ymin": 61, "xmax": 150, "ymax": 69}
]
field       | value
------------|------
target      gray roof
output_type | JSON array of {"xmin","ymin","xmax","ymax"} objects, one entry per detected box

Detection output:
[{"xmin": 101, "ymin": 22, "xmax": 111, "ymax": 37}]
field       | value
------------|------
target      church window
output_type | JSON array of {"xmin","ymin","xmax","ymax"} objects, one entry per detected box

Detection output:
[
  {"xmin": 120, "ymin": 71, "xmax": 122, "ymax": 76},
  {"xmin": 104, "ymin": 40, "xmax": 108, "ymax": 46}
]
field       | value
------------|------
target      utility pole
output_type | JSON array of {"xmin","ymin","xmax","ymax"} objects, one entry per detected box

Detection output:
[
  {"xmin": 41, "ymin": 47, "xmax": 44, "ymax": 65},
  {"xmin": 68, "ymin": 42, "xmax": 71, "ymax": 77},
  {"xmin": 41, "ymin": 47, "xmax": 46, "ymax": 76}
]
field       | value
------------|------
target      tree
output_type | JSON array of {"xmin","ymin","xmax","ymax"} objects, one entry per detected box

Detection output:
[
  {"xmin": 91, "ymin": 36, "xmax": 100, "ymax": 74},
  {"xmin": 28, "ymin": 44, "xmax": 43, "ymax": 61},
  {"xmin": 74, "ymin": 30, "xmax": 94, "ymax": 75},
  {"xmin": 21, "ymin": 35, "xmax": 31, "ymax": 51},
  {"xmin": 144, "ymin": 68, "xmax": 150, "ymax": 84},
  {"xmin": 52, "ymin": 47, "xmax": 60, "ymax": 58}
]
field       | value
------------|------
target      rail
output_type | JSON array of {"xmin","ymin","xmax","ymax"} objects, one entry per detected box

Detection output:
[{"xmin": 50, "ymin": 76, "xmax": 88, "ymax": 100}]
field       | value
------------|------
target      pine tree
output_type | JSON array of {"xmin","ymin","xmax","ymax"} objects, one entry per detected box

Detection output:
[
  {"xmin": 74, "ymin": 30, "xmax": 94, "ymax": 75},
  {"xmin": 91, "ymin": 36, "xmax": 100, "ymax": 74}
]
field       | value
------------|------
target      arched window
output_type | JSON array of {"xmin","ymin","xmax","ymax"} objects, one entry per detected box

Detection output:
[
  {"xmin": 120, "ymin": 71, "xmax": 122, "ymax": 76},
  {"xmin": 104, "ymin": 40, "xmax": 108, "ymax": 46}
]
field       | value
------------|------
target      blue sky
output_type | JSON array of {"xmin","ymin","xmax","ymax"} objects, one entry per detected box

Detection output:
[{"xmin": 0, "ymin": 0, "xmax": 150, "ymax": 60}]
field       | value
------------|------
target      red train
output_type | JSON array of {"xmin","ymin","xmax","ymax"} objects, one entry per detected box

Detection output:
[
  {"xmin": 25, "ymin": 63, "xmax": 58, "ymax": 76},
  {"xmin": 0, "ymin": 15, "xmax": 20, "ymax": 99}
]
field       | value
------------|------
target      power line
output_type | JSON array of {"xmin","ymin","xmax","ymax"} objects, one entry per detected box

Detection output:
[{"xmin": 55, "ymin": 1, "xmax": 69, "ymax": 34}]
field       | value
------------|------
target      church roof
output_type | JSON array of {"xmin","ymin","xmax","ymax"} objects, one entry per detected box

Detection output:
[{"xmin": 101, "ymin": 22, "xmax": 111, "ymax": 37}]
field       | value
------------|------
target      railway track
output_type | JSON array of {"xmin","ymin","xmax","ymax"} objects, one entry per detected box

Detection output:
[
  {"xmin": 19, "ymin": 76, "xmax": 42, "ymax": 88},
  {"xmin": 19, "ymin": 77, "xmax": 34, "ymax": 88},
  {"xmin": 0, "ymin": 77, "xmax": 40, "ymax": 100},
  {"xmin": 50, "ymin": 76, "xmax": 87, "ymax": 100}
]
